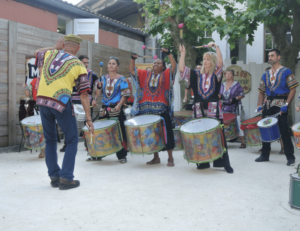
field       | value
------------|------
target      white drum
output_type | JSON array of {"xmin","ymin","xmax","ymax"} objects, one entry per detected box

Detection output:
[
  {"xmin": 125, "ymin": 115, "xmax": 165, "ymax": 154},
  {"xmin": 180, "ymin": 118, "xmax": 225, "ymax": 163},
  {"xmin": 74, "ymin": 104, "xmax": 86, "ymax": 121},
  {"xmin": 20, "ymin": 115, "xmax": 45, "ymax": 150}
]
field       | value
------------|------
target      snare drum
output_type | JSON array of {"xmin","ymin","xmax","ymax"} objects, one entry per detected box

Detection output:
[
  {"xmin": 173, "ymin": 127, "xmax": 183, "ymax": 150},
  {"xmin": 83, "ymin": 120, "xmax": 123, "ymax": 157},
  {"xmin": 180, "ymin": 118, "xmax": 225, "ymax": 164},
  {"xmin": 173, "ymin": 111, "xmax": 193, "ymax": 126},
  {"xmin": 125, "ymin": 115, "xmax": 165, "ymax": 154},
  {"xmin": 20, "ymin": 115, "xmax": 45, "ymax": 150},
  {"xmin": 240, "ymin": 116, "xmax": 262, "ymax": 147},
  {"xmin": 223, "ymin": 113, "xmax": 238, "ymax": 141},
  {"xmin": 257, "ymin": 117, "xmax": 280, "ymax": 142},
  {"xmin": 292, "ymin": 122, "xmax": 300, "ymax": 149},
  {"xmin": 74, "ymin": 104, "xmax": 86, "ymax": 121}
]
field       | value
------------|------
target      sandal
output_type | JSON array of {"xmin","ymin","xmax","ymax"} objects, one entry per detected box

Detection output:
[
  {"xmin": 167, "ymin": 158, "xmax": 174, "ymax": 167},
  {"xmin": 146, "ymin": 158, "xmax": 160, "ymax": 165},
  {"xmin": 239, "ymin": 143, "xmax": 246, "ymax": 149},
  {"xmin": 38, "ymin": 149, "xmax": 45, "ymax": 158},
  {"xmin": 86, "ymin": 157, "xmax": 102, "ymax": 162}
]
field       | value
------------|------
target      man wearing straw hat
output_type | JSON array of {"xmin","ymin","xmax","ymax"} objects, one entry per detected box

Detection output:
[{"xmin": 34, "ymin": 34, "xmax": 94, "ymax": 190}]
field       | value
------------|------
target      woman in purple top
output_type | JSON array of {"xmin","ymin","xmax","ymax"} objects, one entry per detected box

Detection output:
[{"xmin": 219, "ymin": 69, "xmax": 246, "ymax": 148}]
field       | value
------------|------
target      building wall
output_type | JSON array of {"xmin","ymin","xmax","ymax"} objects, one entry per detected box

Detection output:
[
  {"xmin": 118, "ymin": 35, "xmax": 144, "ymax": 64},
  {"xmin": 0, "ymin": 0, "xmax": 57, "ymax": 32},
  {"xmin": 246, "ymin": 23, "xmax": 264, "ymax": 64},
  {"xmin": 98, "ymin": 28, "xmax": 118, "ymax": 48}
]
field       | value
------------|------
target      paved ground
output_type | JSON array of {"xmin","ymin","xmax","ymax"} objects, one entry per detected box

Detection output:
[{"xmin": 0, "ymin": 141, "xmax": 299, "ymax": 231}]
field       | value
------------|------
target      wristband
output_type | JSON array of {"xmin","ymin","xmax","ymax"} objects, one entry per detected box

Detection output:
[
  {"xmin": 131, "ymin": 53, "xmax": 138, "ymax": 60},
  {"xmin": 162, "ymin": 49, "xmax": 171, "ymax": 55},
  {"xmin": 93, "ymin": 97, "xmax": 97, "ymax": 100}
]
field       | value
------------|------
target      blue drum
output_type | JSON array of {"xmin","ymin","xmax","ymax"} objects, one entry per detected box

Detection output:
[{"xmin": 257, "ymin": 117, "xmax": 281, "ymax": 142}]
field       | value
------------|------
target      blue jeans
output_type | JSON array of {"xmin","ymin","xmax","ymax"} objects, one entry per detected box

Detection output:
[{"xmin": 39, "ymin": 101, "xmax": 78, "ymax": 181}]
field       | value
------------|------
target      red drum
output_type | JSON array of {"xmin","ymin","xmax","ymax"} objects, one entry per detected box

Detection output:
[
  {"xmin": 223, "ymin": 113, "xmax": 238, "ymax": 141},
  {"xmin": 240, "ymin": 116, "xmax": 262, "ymax": 147}
]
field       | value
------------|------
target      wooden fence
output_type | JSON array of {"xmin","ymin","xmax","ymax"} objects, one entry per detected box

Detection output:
[{"xmin": 0, "ymin": 18, "xmax": 132, "ymax": 147}]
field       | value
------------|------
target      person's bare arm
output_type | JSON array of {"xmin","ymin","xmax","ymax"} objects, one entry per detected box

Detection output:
[
  {"xmin": 161, "ymin": 48, "xmax": 176, "ymax": 74},
  {"xmin": 129, "ymin": 54, "xmax": 139, "ymax": 76},
  {"xmin": 80, "ymin": 91, "xmax": 94, "ymax": 134},
  {"xmin": 207, "ymin": 41, "xmax": 223, "ymax": 68},
  {"xmin": 286, "ymin": 88, "xmax": 296, "ymax": 104},
  {"xmin": 34, "ymin": 38, "xmax": 64, "ymax": 57},
  {"xmin": 92, "ymin": 87, "xmax": 101, "ymax": 107},
  {"xmin": 115, "ymin": 96, "xmax": 128, "ymax": 111},
  {"xmin": 179, "ymin": 44, "xmax": 186, "ymax": 72}
]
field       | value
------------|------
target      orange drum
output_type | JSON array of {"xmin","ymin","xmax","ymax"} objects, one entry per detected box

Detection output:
[
  {"xmin": 223, "ymin": 113, "xmax": 238, "ymax": 141},
  {"xmin": 292, "ymin": 122, "xmax": 300, "ymax": 150},
  {"xmin": 240, "ymin": 116, "xmax": 262, "ymax": 147}
]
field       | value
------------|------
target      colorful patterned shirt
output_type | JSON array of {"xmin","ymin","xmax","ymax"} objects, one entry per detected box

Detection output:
[
  {"xmin": 180, "ymin": 66, "xmax": 224, "ymax": 118},
  {"xmin": 258, "ymin": 67, "xmax": 298, "ymax": 109},
  {"xmin": 36, "ymin": 50, "xmax": 90, "ymax": 112},
  {"xmin": 220, "ymin": 81, "xmax": 244, "ymax": 115},
  {"xmin": 71, "ymin": 69, "xmax": 99, "ymax": 104},
  {"xmin": 137, "ymin": 68, "xmax": 175, "ymax": 115},
  {"xmin": 101, "ymin": 75, "xmax": 130, "ymax": 106}
]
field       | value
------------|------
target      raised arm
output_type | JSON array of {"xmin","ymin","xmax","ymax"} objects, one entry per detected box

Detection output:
[
  {"xmin": 129, "ymin": 53, "xmax": 139, "ymax": 76},
  {"xmin": 161, "ymin": 48, "xmax": 176, "ymax": 74},
  {"xmin": 207, "ymin": 41, "xmax": 223, "ymax": 68},
  {"xmin": 34, "ymin": 38, "xmax": 64, "ymax": 57},
  {"xmin": 179, "ymin": 44, "xmax": 186, "ymax": 72}
]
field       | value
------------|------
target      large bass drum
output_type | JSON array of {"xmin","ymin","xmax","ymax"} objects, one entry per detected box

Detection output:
[
  {"xmin": 180, "ymin": 118, "xmax": 225, "ymax": 164},
  {"xmin": 125, "ymin": 115, "xmax": 165, "ymax": 154}
]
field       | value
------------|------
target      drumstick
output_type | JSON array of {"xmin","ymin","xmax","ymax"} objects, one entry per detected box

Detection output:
[
  {"xmin": 86, "ymin": 123, "xmax": 93, "ymax": 144},
  {"xmin": 192, "ymin": 44, "xmax": 215, "ymax": 49},
  {"xmin": 99, "ymin": 62, "xmax": 103, "ymax": 77},
  {"xmin": 142, "ymin": 45, "xmax": 160, "ymax": 50},
  {"xmin": 178, "ymin": 23, "xmax": 184, "ymax": 45}
]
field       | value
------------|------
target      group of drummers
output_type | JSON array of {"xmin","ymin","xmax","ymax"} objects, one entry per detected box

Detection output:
[{"xmin": 20, "ymin": 34, "xmax": 298, "ymax": 190}]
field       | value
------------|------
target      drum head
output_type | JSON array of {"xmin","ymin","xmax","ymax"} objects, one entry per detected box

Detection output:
[
  {"xmin": 83, "ymin": 120, "xmax": 116, "ymax": 131},
  {"xmin": 292, "ymin": 122, "xmax": 300, "ymax": 131},
  {"xmin": 223, "ymin": 113, "xmax": 236, "ymax": 121},
  {"xmin": 174, "ymin": 111, "xmax": 193, "ymax": 117},
  {"xmin": 21, "ymin": 115, "xmax": 42, "ymax": 125},
  {"xmin": 125, "ymin": 115, "xmax": 161, "ymax": 126},
  {"xmin": 180, "ymin": 118, "xmax": 219, "ymax": 133},
  {"xmin": 242, "ymin": 115, "xmax": 262, "ymax": 125},
  {"xmin": 257, "ymin": 117, "xmax": 278, "ymax": 127}
]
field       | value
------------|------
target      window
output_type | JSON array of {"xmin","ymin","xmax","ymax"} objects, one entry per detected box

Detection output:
[
  {"xmin": 264, "ymin": 26, "xmax": 293, "ymax": 62},
  {"xmin": 204, "ymin": 31, "xmax": 212, "ymax": 38}
]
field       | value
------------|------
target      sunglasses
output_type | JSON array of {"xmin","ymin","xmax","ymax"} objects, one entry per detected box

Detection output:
[{"xmin": 109, "ymin": 57, "xmax": 119, "ymax": 60}]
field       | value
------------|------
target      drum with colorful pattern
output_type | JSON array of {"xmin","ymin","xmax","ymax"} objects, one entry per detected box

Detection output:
[
  {"xmin": 292, "ymin": 122, "xmax": 300, "ymax": 150},
  {"xmin": 173, "ymin": 127, "xmax": 184, "ymax": 150},
  {"xmin": 173, "ymin": 111, "xmax": 193, "ymax": 127},
  {"xmin": 240, "ymin": 116, "xmax": 262, "ymax": 147},
  {"xmin": 20, "ymin": 115, "xmax": 45, "ymax": 150},
  {"xmin": 125, "ymin": 115, "xmax": 165, "ymax": 154},
  {"xmin": 180, "ymin": 118, "xmax": 225, "ymax": 164},
  {"xmin": 83, "ymin": 120, "xmax": 123, "ymax": 157},
  {"xmin": 223, "ymin": 113, "xmax": 238, "ymax": 141}
]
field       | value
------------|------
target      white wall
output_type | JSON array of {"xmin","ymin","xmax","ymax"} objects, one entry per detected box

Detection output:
[
  {"xmin": 118, "ymin": 35, "xmax": 144, "ymax": 63},
  {"xmin": 246, "ymin": 23, "xmax": 264, "ymax": 64}
]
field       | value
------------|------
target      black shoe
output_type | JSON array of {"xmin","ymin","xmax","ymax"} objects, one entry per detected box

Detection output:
[
  {"xmin": 287, "ymin": 159, "xmax": 295, "ymax": 166},
  {"xmin": 50, "ymin": 176, "xmax": 60, "ymax": 188},
  {"xmin": 59, "ymin": 178, "xmax": 80, "ymax": 190},
  {"xmin": 255, "ymin": 156, "xmax": 269, "ymax": 162},
  {"xmin": 60, "ymin": 145, "xmax": 66, "ymax": 152},
  {"xmin": 197, "ymin": 162, "xmax": 210, "ymax": 170},
  {"xmin": 225, "ymin": 166, "xmax": 234, "ymax": 174}
]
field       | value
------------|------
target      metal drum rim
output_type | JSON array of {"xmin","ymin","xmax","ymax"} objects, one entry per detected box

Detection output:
[
  {"xmin": 124, "ymin": 114, "xmax": 162, "ymax": 127},
  {"xmin": 82, "ymin": 119, "xmax": 118, "ymax": 131},
  {"xmin": 180, "ymin": 118, "xmax": 221, "ymax": 135}
]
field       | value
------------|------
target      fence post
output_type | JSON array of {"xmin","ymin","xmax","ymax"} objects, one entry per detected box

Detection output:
[{"xmin": 8, "ymin": 21, "xmax": 17, "ymax": 146}]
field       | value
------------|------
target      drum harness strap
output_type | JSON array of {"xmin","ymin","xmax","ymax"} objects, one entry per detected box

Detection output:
[{"xmin": 196, "ymin": 98, "xmax": 220, "ymax": 120}]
